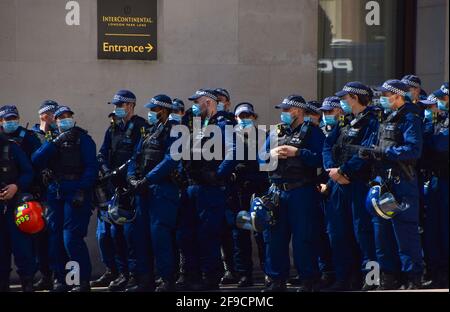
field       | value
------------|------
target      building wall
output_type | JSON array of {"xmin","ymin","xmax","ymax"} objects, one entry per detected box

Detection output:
[
  {"xmin": 0, "ymin": 0, "xmax": 318, "ymax": 279},
  {"xmin": 416, "ymin": 0, "xmax": 449, "ymax": 91}
]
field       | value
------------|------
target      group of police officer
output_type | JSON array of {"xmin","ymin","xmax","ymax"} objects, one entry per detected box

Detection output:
[{"xmin": 0, "ymin": 76, "xmax": 448, "ymax": 292}]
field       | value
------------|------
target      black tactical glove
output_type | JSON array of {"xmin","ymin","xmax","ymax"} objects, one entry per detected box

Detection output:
[
  {"xmin": 52, "ymin": 128, "xmax": 79, "ymax": 147},
  {"xmin": 358, "ymin": 147, "xmax": 384, "ymax": 160},
  {"xmin": 129, "ymin": 177, "xmax": 149, "ymax": 194},
  {"xmin": 71, "ymin": 190, "xmax": 85, "ymax": 208}
]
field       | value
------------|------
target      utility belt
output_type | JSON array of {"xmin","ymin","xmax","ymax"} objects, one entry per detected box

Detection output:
[
  {"xmin": 272, "ymin": 179, "xmax": 312, "ymax": 192},
  {"xmin": 376, "ymin": 164, "xmax": 416, "ymax": 186},
  {"xmin": 56, "ymin": 174, "xmax": 82, "ymax": 181},
  {"xmin": 187, "ymin": 171, "xmax": 226, "ymax": 187}
]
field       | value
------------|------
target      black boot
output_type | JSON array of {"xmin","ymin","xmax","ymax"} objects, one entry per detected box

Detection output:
[
  {"xmin": 0, "ymin": 280, "xmax": 9, "ymax": 292},
  {"xmin": 296, "ymin": 278, "xmax": 318, "ymax": 292},
  {"xmin": 90, "ymin": 269, "xmax": 117, "ymax": 288},
  {"xmin": 177, "ymin": 273, "xmax": 203, "ymax": 291},
  {"xmin": 261, "ymin": 279, "xmax": 286, "ymax": 292},
  {"xmin": 51, "ymin": 280, "xmax": 72, "ymax": 293},
  {"xmin": 317, "ymin": 272, "xmax": 335, "ymax": 290},
  {"xmin": 125, "ymin": 274, "xmax": 154, "ymax": 292},
  {"xmin": 33, "ymin": 273, "xmax": 53, "ymax": 291},
  {"xmin": 202, "ymin": 274, "xmax": 220, "ymax": 291},
  {"xmin": 405, "ymin": 274, "xmax": 422, "ymax": 290},
  {"xmin": 155, "ymin": 279, "xmax": 175, "ymax": 292},
  {"xmin": 20, "ymin": 277, "xmax": 34, "ymax": 292},
  {"xmin": 237, "ymin": 275, "xmax": 254, "ymax": 288},
  {"xmin": 320, "ymin": 280, "xmax": 351, "ymax": 292},
  {"xmin": 108, "ymin": 273, "xmax": 129, "ymax": 291},
  {"xmin": 125, "ymin": 273, "xmax": 137, "ymax": 289},
  {"xmin": 287, "ymin": 275, "xmax": 301, "ymax": 286},
  {"xmin": 377, "ymin": 272, "xmax": 400, "ymax": 290},
  {"xmin": 69, "ymin": 281, "xmax": 91, "ymax": 292},
  {"xmin": 220, "ymin": 270, "xmax": 238, "ymax": 285},
  {"xmin": 175, "ymin": 273, "xmax": 186, "ymax": 289}
]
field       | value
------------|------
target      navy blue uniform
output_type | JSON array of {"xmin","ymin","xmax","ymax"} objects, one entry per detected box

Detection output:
[
  {"xmin": 422, "ymin": 112, "xmax": 449, "ymax": 282},
  {"xmin": 370, "ymin": 102, "xmax": 424, "ymax": 278},
  {"xmin": 0, "ymin": 135, "xmax": 36, "ymax": 286},
  {"xmin": 263, "ymin": 121, "xmax": 325, "ymax": 282},
  {"xmin": 32, "ymin": 127, "xmax": 98, "ymax": 284},
  {"xmin": 126, "ymin": 119, "xmax": 181, "ymax": 284},
  {"xmin": 97, "ymin": 116, "xmax": 147, "ymax": 276},
  {"xmin": 178, "ymin": 112, "xmax": 236, "ymax": 285},
  {"xmin": 322, "ymin": 107, "xmax": 378, "ymax": 285}
]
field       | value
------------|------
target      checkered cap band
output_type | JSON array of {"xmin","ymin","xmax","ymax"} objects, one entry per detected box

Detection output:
[
  {"xmin": 343, "ymin": 86, "xmax": 369, "ymax": 96},
  {"xmin": 382, "ymin": 82, "xmax": 407, "ymax": 97},
  {"xmin": 401, "ymin": 79, "xmax": 420, "ymax": 88},
  {"xmin": 441, "ymin": 85, "xmax": 449, "ymax": 95},
  {"xmin": 113, "ymin": 94, "xmax": 136, "ymax": 103},
  {"xmin": 38, "ymin": 105, "xmax": 58, "ymax": 115},
  {"xmin": 427, "ymin": 94, "xmax": 438, "ymax": 102},
  {"xmin": 282, "ymin": 99, "xmax": 308, "ymax": 109},
  {"xmin": 194, "ymin": 90, "xmax": 218, "ymax": 101},
  {"xmin": 151, "ymin": 99, "xmax": 174, "ymax": 109},
  {"xmin": 322, "ymin": 100, "xmax": 341, "ymax": 108}
]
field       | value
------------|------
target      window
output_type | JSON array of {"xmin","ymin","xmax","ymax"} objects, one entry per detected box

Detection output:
[{"xmin": 318, "ymin": 0, "xmax": 416, "ymax": 99}]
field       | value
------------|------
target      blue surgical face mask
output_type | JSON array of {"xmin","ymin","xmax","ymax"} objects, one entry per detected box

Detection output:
[
  {"xmin": 303, "ymin": 116, "xmax": 312, "ymax": 123},
  {"xmin": 114, "ymin": 107, "xmax": 127, "ymax": 119},
  {"xmin": 168, "ymin": 113, "xmax": 182, "ymax": 123},
  {"xmin": 147, "ymin": 111, "xmax": 158, "ymax": 125},
  {"xmin": 217, "ymin": 102, "xmax": 225, "ymax": 112},
  {"xmin": 405, "ymin": 92, "xmax": 413, "ymax": 101},
  {"xmin": 58, "ymin": 118, "xmax": 75, "ymax": 132},
  {"xmin": 238, "ymin": 118, "xmax": 254, "ymax": 129},
  {"xmin": 437, "ymin": 100, "xmax": 448, "ymax": 111},
  {"xmin": 280, "ymin": 112, "xmax": 292, "ymax": 125},
  {"xmin": 50, "ymin": 122, "xmax": 58, "ymax": 130},
  {"xmin": 424, "ymin": 109, "xmax": 433, "ymax": 121},
  {"xmin": 2, "ymin": 120, "xmax": 20, "ymax": 133},
  {"xmin": 192, "ymin": 104, "xmax": 201, "ymax": 117},
  {"xmin": 340, "ymin": 100, "xmax": 352, "ymax": 114},
  {"xmin": 323, "ymin": 114, "xmax": 337, "ymax": 126},
  {"xmin": 379, "ymin": 96, "xmax": 393, "ymax": 110}
]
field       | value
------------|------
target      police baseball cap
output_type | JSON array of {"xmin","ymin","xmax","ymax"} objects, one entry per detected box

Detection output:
[
  {"xmin": 172, "ymin": 98, "xmax": 185, "ymax": 112},
  {"xmin": 144, "ymin": 94, "xmax": 174, "ymax": 110},
  {"xmin": 306, "ymin": 100, "xmax": 322, "ymax": 115},
  {"xmin": 109, "ymin": 90, "xmax": 136, "ymax": 105},
  {"xmin": 335, "ymin": 82, "xmax": 372, "ymax": 98},
  {"xmin": 215, "ymin": 88, "xmax": 231, "ymax": 101},
  {"xmin": 54, "ymin": 106, "xmax": 74, "ymax": 119},
  {"xmin": 401, "ymin": 75, "xmax": 422, "ymax": 88},
  {"xmin": 234, "ymin": 102, "xmax": 256, "ymax": 117},
  {"xmin": 39, "ymin": 100, "xmax": 59, "ymax": 115},
  {"xmin": 375, "ymin": 79, "xmax": 410, "ymax": 96},
  {"xmin": 275, "ymin": 95, "xmax": 308, "ymax": 110},
  {"xmin": 420, "ymin": 94, "xmax": 438, "ymax": 106},
  {"xmin": 0, "ymin": 105, "xmax": 19, "ymax": 119},
  {"xmin": 320, "ymin": 96, "xmax": 342, "ymax": 111},
  {"xmin": 188, "ymin": 89, "xmax": 218, "ymax": 102},
  {"xmin": 433, "ymin": 82, "xmax": 449, "ymax": 98}
]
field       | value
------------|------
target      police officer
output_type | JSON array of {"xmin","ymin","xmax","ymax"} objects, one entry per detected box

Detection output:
[
  {"xmin": 32, "ymin": 106, "xmax": 98, "ymax": 292},
  {"xmin": 213, "ymin": 88, "xmax": 240, "ymax": 285},
  {"xmin": 320, "ymin": 97, "xmax": 344, "ymax": 136},
  {"xmin": 30, "ymin": 100, "xmax": 60, "ymax": 291},
  {"xmin": 126, "ymin": 94, "xmax": 181, "ymax": 292},
  {"xmin": 93, "ymin": 90, "xmax": 147, "ymax": 291},
  {"xmin": 178, "ymin": 89, "xmax": 236, "ymax": 291},
  {"xmin": 361, "ymin": 80, "xmax": 424, "ymax": 289},
  {"xmin": 31, "ymin": 100, "xmax": 60, "ymax": 144},
  {"xmin": 262, "ymin": 95, "xmax": 325, "ymax": 292},
  {"xmin": 229, "ymin": 102, "xmax": 269, "ymax": 287},
  {"xmin": 322, "ymin": 82, "xmax": 378, "ymax": 291},
  {"xmin": 422, "ymin": 83, "xmax": 449, "ymax": 289},
  {"xmin": 0, "ymin": 132, "xmax": 36, "ymax": 292},
  {"xmin": 0, "ymin": 105, "xmax": 41, "ymax": 157}
]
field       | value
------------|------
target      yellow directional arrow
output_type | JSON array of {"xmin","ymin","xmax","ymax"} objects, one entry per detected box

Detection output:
[{"xmin": 145, "ymin": 43, "xmax": 153, "ymax": 53}]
